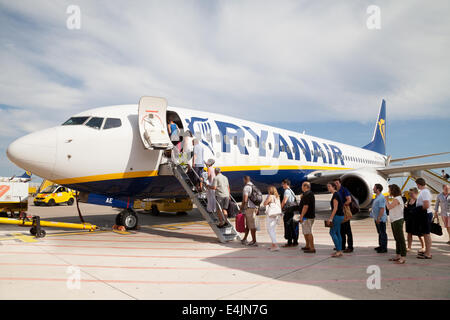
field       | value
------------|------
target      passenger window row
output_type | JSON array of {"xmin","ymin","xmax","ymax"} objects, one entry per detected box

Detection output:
[{"xmin": 343, "ymin": 154, "xmax": 382, "ymax": 165}]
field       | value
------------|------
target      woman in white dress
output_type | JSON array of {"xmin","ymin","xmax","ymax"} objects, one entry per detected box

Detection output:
[
  {"xmin": 264, "ymin": 186, "xmax": 283, "ymax": 251},
  {"xmin": 205, "ymin": 159, "xmax": 216, "ymax": 213}
]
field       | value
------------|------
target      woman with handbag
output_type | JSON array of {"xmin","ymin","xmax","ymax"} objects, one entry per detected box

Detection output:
[
  {"xmin": 327, "ymin": 182, "xmax": 345, "ymax": 258},
  {"xmin": 404, "ymin": 188, "xmax": 425, "ymax": 253},
  {"xmin": 281, "ymin": 179, "xmax": 299, "ymax": 247},
  {"xmin": 385, "ymin": 184, "xmax": 407, "ymax": 264},
  {"xmin": 264, "ymin": 186, "xmax": 283, "ymax": 251}
]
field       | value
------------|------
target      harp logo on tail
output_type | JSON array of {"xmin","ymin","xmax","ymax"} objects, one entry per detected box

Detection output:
[{"xmin": 378, "ymin": 118, "xmax": 386, "ymax": 143}]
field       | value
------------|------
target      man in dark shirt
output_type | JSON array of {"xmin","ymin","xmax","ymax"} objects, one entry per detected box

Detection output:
[{"xmin": 299, "ymin": 182, "xmax": 316, "ymax": 253}]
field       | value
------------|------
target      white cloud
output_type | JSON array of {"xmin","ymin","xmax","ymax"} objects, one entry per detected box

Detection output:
[{"xmin": 0, "ymin": 0, "xmax": 449, "ymax": 140}]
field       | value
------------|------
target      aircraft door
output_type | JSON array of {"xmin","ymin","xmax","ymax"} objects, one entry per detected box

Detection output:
[{"xmin": 138, "ymin": 96, "xmax": 173, "ymax": 150}]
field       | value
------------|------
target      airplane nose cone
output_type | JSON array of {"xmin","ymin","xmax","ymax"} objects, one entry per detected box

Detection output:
[{"xmin": 6, "ymin": 127, "xmax": 57, "ymax": 178}]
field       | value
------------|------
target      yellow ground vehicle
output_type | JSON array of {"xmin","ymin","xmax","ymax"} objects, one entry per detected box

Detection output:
[
  {"xmin": 134, "ymin": 198, "xmax": 193, "ymax": 215},
  {"xmin": 33, "ymin": 185, "xmax": 76, "ymax": 206}
]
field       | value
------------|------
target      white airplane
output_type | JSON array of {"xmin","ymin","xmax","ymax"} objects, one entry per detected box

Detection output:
[
  {"xmin": 6, "ymin": 97, "xmax": 450, "ymax": 229},
  {"xmin": 0, "ymin": 171, "xmax": 32, "ymax": 183}
]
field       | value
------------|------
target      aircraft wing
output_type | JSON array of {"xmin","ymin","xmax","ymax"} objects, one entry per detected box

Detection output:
[
  {"xmin": 306, "ymin": 161, "xmax": 450, "ymax": 183},
  {"xmin": 306, "ymin": 170, "xmax": 352, "ymax": 184},
  {"xmin": 389, "ymin": 151, "xmax": 450, "ymax": 163},
  {"xmin": 377, "ymin": 161, "xmax": 450, "ymax": 177}
]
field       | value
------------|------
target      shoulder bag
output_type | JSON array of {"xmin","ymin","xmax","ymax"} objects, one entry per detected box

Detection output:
[
  {"xmin": 266, "ymin": 196, "xmax": 282, "ymax": 217},
  {"xmin": 431, "ymin": 217, "xmax": 443, "ymax": 236}
]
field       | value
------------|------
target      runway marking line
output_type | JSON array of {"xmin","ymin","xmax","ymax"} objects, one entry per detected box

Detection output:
[
  {"xmin": 2, "ymin": 242, "xmax": 406, "ymax": 252},
  {"xmin": 42, "ymin": 238, "xmax": 219, "ymax": 244},
  {"xmin": 0, "ymin": 262, "xmax": 449, "ymax": 272},
  {"xmin": 0, "ymin": 230, "xmax": 133, "ymax": 242},
  {"xmin": 1, "ymin": 250, "xmax": 448, "ymax": 260},
  {"xmin": 112, "ymin": 230, "xmax": 132, "ymax": 235},
  {"xmin": 31, "ymin": 237, "xmax": 411, "ymax": 248},
  {"xmin": 0, "ymin": 233, "xmax": 38, "ymax": 243},
  {"xmin": 0, "ymin": 276, "xmax": 449, "ymax": 286},
  {"xmin": 0, "ymin": 231, "xmax": 387, "ymax": 244},
  {"xmin": 5, "ymin": 243, "xmax": 238, "ymax": 251},
  {"xmin": 142, "ymin": 221, "xmax": 209, "ymax": 230}
]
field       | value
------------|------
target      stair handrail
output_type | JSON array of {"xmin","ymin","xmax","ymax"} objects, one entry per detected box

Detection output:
[
  {"xmin": 425, "ymin": 169, "xmax": 450, "ymax": 184},
  {"xmin": 172, "ymin": 162, "xmax": 229, "ymax": 225}
]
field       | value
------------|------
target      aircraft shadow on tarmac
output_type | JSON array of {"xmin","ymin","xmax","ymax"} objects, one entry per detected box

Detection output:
[{"xmin": 39, "ymin": 206, "xmax": 209, "ymax": 228}]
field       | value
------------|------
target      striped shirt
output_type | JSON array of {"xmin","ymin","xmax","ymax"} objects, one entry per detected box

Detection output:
[{"xmin": 435, "ymin": 192, "xmax": 449, "ymax": 217}]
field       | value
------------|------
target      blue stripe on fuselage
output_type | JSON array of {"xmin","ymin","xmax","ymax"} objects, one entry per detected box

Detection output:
[{"xmin": 62, "ymin": 169, "xmax": 316, "ymax": 200}]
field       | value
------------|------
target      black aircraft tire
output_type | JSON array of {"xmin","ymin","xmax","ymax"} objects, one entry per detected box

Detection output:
[{"xmin": 116, "ymin": 209, "xmax": 138, "ymax": 230}]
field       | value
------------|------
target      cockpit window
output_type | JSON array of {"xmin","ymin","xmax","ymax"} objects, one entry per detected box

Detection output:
[
  {"xmin": 62, "ymin": 117, "xmax": 89, "ymax": 126},
  {"xmin": 103, "ymin": 118, "xmax": 122, "ymax": 130},
  {"xmin": 85, "ymin": 117, "xmax": 104, "ymax": 129}
]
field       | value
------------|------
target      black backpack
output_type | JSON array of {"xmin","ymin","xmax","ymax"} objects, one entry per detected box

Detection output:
[
  {"xmin": 247, "ymin": 183, "xmax": 263, "ymax": 206},
  {"xmin": 350, "ymin": 194, "xmax": 360, "ymax": 215},
  {"xmin": 340, "ymin": 186, "xmax": 360, "ymax": 215}
]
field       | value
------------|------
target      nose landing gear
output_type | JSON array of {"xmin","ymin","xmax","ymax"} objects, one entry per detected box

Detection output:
[{"xmin": 115, "ymin": 208, "xmax": 138, "ymax": 230}]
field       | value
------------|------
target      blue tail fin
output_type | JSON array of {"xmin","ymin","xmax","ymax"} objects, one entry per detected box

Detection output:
[
  {"xmin": 18, "ymin": 171, "xmax": 32, "ymax": 179},
  {"xmin": 362, "ymin": 99, "xmax": 386, "ymax": 155}
]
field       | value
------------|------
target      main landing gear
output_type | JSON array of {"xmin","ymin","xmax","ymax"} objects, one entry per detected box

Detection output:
[{"xmin": 115, "ymin": 208, "xmax": 138, "ymax": 230}]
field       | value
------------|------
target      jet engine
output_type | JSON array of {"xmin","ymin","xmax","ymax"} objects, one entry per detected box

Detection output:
[{"xmin": 340, "ymin": 169, "xmax": 388, "ymax": 209}]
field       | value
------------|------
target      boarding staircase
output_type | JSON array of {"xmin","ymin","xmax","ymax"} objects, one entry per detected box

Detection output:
[
  {"xmin": 414, "ymin": 169, "xmax": 449, "ymax": 194},
  {"xmin": 165, "ymin": 159, "xmax": 241, "ymax": 243}
]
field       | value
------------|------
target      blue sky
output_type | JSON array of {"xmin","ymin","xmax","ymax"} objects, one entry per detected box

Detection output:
[{"xmin": 0, "ymin": 0, "xmax": 449, "ymax": 180}]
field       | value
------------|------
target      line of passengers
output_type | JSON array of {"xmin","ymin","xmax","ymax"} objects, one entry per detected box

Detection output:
[
  {"xmin": 172, "ymin": 131, "xmax": 448, "ymax": 261},
  {"xmin": 201, "ymin": 167, "xmax": 448, "ymax": 262}
]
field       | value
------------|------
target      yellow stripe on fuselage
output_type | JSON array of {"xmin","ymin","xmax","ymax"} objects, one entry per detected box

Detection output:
[
  {"xmin": 220, "ymin": 165, "xmax": 353, "ymax": 172},
  {"xmin": 53, "ymin": 170, "xmax": 159, "ymax": 185},
  {"xmin": 52, "ymin": 165, "xmax": 353, "ymax": 185}
]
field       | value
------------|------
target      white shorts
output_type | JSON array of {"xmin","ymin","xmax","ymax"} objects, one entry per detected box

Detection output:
[{"xmin": 302, "ymin": 219, "xmax": 314, "ymax": 235}]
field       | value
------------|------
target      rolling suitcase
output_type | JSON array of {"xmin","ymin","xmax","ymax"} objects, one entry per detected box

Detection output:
[{"xmin": 235, "ymin": 211, "xmax": 246, "ymax": 233}]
